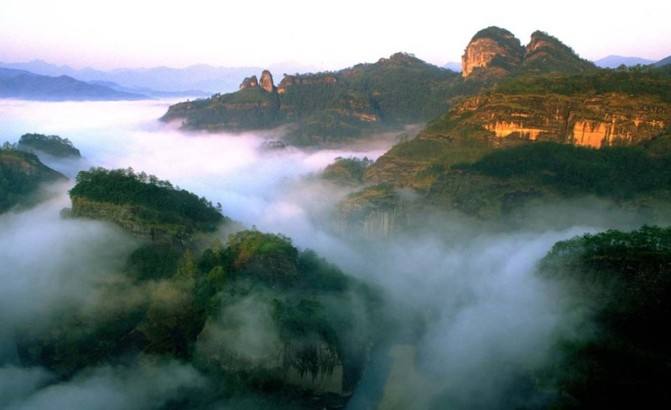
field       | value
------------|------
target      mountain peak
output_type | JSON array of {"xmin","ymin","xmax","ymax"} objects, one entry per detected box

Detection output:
[
  {"xmin": 462, "ymin": 27, "xmax": 595, "ymax": 78},
  {"xmin": 523, "ymin": 30, "xmax": 595, "ymax": 73},
  {"xmin": 462, "ymin": 26, "xmax": 525, "ymax": 77}
]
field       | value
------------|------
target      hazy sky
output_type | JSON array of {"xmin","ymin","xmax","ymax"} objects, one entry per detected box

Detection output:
[{"xmin": 1, "ymin": 0, "xmax": 670, "ymax": 70}]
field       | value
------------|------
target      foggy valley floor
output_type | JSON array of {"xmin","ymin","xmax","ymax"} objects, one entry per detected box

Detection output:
[{"xmin": 1, "ymin": 99, "xmax": 670, "ymax": 409}]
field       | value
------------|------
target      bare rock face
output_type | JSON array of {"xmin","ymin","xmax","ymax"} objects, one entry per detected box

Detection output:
[
  {"xmin": 239, "ymin": 75, "xmax": 259, "ymax": 90},
  {"xmin": 448, "ymin": 93, "xmax": 670, "ymax": 147},
  {"xmin": 277, "ymin": 74, "xmax": 337, "ymax": 94},
  {"xmin": 461, "ymin": 26, "xmax": 525, "ymax": 77},
  {"xmin": 260, "ymin": 70, "xmax": 275, "ymax": 93}
]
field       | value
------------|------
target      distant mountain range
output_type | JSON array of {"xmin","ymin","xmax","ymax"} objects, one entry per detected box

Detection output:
[
  {"xmin": 443, "ymin": 62, "xmax": 462, "ymax": 72},
  {"xmin": 0, "ymin": 60, "xmax": 318, "ymax": 95},
  {"xmin": 594, "ymin": 55, "xmax": 655, "ymax": 68},
  {"xmin": 0, "ymin": 68, "xmax": 146, "ymax": 101}
]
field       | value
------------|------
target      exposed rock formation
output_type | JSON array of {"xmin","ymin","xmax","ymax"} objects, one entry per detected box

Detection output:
[
  {"xmin": 239, "ymin": 75, "xmax": 259, "ymax": 90},
  {"xmin": 462, "ymin": 27, "xmax": 525, "ymax": 77},
  {"xmin": 259, "ymin": 70, "xmax": 275, "ymax": 93},
  {"xmin": 451, "ymin": 93, "xmax": 669, "ymax": 147},
  {"xmin": 462, "ymin": 27, "xmax": 595, "ymax": 78},
  {"xmin": 277, "ymin": 73, "xmax": 338, "ymax": 94}
]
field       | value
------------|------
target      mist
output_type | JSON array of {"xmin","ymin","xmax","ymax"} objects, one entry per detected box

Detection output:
[{"xmin": 0, "ymin": 99, "xmax": 652, "ymax": 409}]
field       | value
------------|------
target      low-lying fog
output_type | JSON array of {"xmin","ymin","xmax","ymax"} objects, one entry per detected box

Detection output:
[{"xmin": 0, "ymin": 99, "xmax": 648, "ymax": 409}]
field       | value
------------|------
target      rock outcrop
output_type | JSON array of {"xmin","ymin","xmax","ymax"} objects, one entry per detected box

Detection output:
[
  {"xmin": 462, "ymin": 27, "xmax": 595, "ymax": 78},
  {"xmin": 277, "ymin": 73, "xmax": 338, "ymax": 94},
  {"xmin": 239, "ymin": 71, "xmax": 275, "ymax": 93},
  {"xmin": 259, "ymin": 70, "xmax": 275, "ymax": 93},
  {"xmin": 452, "ymin": 93, "xmax": 669, "ymax": 147},
  {"xmin": 239, "ymin": 75, "xmax": 259, "ymax": 90},
  {"xmin": 462, "ymin": 27, "xmax": 525, "ymax": 77}
]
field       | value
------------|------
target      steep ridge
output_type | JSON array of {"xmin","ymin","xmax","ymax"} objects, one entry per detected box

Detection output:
[{"xmin": 0, "ymin": 147, "xmax": 66, "ymax": 212}]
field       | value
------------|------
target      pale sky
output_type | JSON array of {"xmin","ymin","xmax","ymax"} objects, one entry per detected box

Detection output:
[{"xmin": 1, "ymin": 0, "xmax": 670, "ymax": 70}]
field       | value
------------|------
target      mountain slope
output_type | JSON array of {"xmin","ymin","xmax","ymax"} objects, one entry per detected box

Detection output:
[
  {"xmin": 0, "ymin": 148, "xmax": 67, "ymax": 212},
  {"xmin": 338, "ymin": 63, "xmax": 671, "ymax": 232},
  {"xmin": 0, "ymin": 68, "xmax": 145, "ymax": 100},
  {"xmin": 523, "ymin": 31, "xmax": 595, "ymax": 74}
]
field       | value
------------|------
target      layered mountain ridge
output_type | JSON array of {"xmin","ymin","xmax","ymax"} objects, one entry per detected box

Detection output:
[{"xmin": 162, "ymin": 52, "xmax": 464, "ymax": 145}]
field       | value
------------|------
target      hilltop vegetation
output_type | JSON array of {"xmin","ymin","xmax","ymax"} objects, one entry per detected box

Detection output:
[
  {"xmin": 322, "ymin": 157, "xmax": 373, "ymax": 186},
  {"xmin": 17, "ymin": 133, "xmax": 82, "ymax": 158},
  {"xmin": 494, "ymin": 65, "xmax": 671, "ymax": 102},
  {"xmin": 69, "ymin": 168, "xmax": 225, "ymax": 242}
]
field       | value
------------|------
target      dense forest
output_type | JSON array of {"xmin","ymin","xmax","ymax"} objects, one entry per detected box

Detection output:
[
  {"xmin": 70, "ymin": 167, "xmax": 224, "ymax": 232},
  {"xmin": 538, "ymin": 226, "xmax": 671, "ymax": 408},
  {"xmin": 16, "ymin": 132, "xmax": 82, "ymax": 157},
  {"xmin": 458, "ymin": 142, "xmax": 671, "ymax": 198}
]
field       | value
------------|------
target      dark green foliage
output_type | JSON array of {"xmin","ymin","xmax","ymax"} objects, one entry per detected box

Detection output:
[
  {"xmin": 495, "ymin": 68, "xmax": 671, "ymax": 102},
  {"xmin": 16, "ymin": 306, "xmax": 146, "ymax": 377},
  {"xmin": 272, "ymin": 299, "xmax": 340, "ymax": 377},
  {"xmin": 286, "ymin": 110, "xmax": 369, "ymax": 145},
  {"xmin": 458, "ymin": 142, "xmax": 671, "ymax": 198},
  {"xmin": 0, "ymin": 146, "xmax": 65, "ymax": 212},
  {"xmin": 17, "ymin": 133, "xmax": 81, "ymax": 157},
  {"xmin": 523, "ymin": 31, "xmax": 596, "ymax": 75},
  {"xmin": 70, "ymin": 167, "xmax": 223, "ymax": 231},
  {"xmin": 198, "ymin": 230, "xmax": 349, "ymax": 292},
  {"xmin": 192, "ymin": 230, "xmax": 375, "ymax": 391},
  {"xmin": 180, "ymin": 88, "xmax": 282, "ymax": 130},
  {"xmin": 322, "ymin": 156, "xmax": 373, "ymax": 186},
  {"xmin": 126, "ymin": 243, "xmax": 183, "ymax": 280},
  {"xmin": 539, "ymin": 226, "xmax": 671, "ymax": 408}
]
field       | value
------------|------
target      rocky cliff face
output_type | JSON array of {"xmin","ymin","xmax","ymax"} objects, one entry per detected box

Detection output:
[
  {"xmin": 277, "ymin": 73, "xmax": 338, "ymax": 94},
  {"xmin": 259, "ymin": 70, "xmax": 275, "ymax": 93},
  {"xmin": 239, "ymin": 75, "xmax": 259, "ymax": 90},
  {"xmin": 69, "ymin": 197, "xmax": 194, "ymax": 245},
  {"xmin": 462, "ymin": 27, "xmax": 525, "ymax": 77},
  {"xmin": 451, "ymin": 93, "xmax": 669, "ymax": 147},
  {"xmin": 239, "ymin": 71, "xmax": 276, "ymax": 93},
  {"xmin": 462, "ymin": 27, "xmax": 595, "ymax": 78}
]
